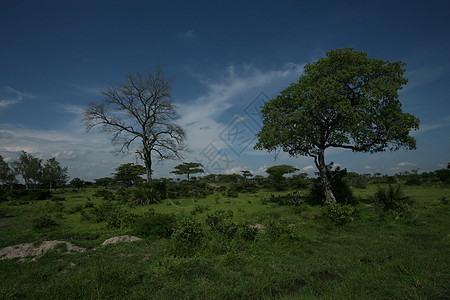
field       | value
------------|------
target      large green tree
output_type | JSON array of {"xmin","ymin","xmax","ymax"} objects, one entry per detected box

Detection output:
[
  {"xmin": 12, "ymin": 151, "xmax": 42, "ymax": 189},
  {"xmin": 113, "ymin": 163, "xmax": 147, "ymax": 186},
  {"xmin": 265, "ymin": 165, "xmax": 299, "ymax": 182},
  {"xmin": 255, "ymin": 48, "xmax": 419, "ymax": 203},
  {"xmin": 42, "ymin": 157, "xmax": 69, "ymax": 191},
  {"xmin": 171, "ymin": 162, "xmax": 204, "ymax": 181}
]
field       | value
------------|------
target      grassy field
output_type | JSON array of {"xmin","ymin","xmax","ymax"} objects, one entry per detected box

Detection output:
[{"xmin": 0, "ymin": 183, "xmax": 449, "ymax": 299}]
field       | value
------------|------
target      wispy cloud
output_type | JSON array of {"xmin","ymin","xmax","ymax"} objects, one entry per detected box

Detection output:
[
  {"xmin": 0, "ymin": 87, "xmax": 34, "ymax": 107},
  {"xmin": 179, "ymin": 63, "xmax": 305, "ymax": 157}
]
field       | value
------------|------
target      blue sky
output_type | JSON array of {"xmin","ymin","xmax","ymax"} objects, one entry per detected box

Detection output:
[{"xmin": 1, "ymin": 0, "xmax": 449, "ymax": 181}]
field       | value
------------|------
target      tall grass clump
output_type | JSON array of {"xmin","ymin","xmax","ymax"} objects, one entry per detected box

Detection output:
[{"xmin": 372, "ymin": 184, "xmax": 413, "ymax": 213}]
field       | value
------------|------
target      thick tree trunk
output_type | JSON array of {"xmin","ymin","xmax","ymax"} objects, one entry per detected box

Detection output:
[{"xmin": 315, "ymin": 149, "xmax": 337, "ymax": 203}]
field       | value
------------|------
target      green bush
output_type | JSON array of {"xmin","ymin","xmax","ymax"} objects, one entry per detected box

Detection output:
[
  {"xmin": 239, "ymin": 225, "xmax": 258, "ymax": 241},
  {"xmin": 93, "ymin": 189, "xmax": 115, "ymax": 201},
  {"xmin": 372, "ymin": 184, "xmax": 413, "ymax": 213},
  {"xmin": 134, "ymin": 212, "xmax": 177, "ymax": 238},
  {"xmin": 323, "ymin": 202, "xmax": 356, "ymax": 225},
  {"xmin": 32, "ymin": 215, "xmax": 58, "ymax": 229},
  {"xmin": 172, "ymin": 217, "xmax": 204, "ymax": 246},
  {"xmin": 105, "ymin": 208, "xmax": 137, "ymax": 228}
]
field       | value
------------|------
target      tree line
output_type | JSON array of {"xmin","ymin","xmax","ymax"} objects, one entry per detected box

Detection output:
[{"xmin": 0, "ymin": 151, "xmax": 68, "ymax": 191}]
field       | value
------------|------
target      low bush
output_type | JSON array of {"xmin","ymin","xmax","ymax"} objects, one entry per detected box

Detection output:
[
  {"xmin": 134, "ymin": 212, "xmax": 177, "ymax": 238},
  {"xmin": 322, "ymin": 202, "xmax": 356, "ymax": 225},
  {"xmin": 172, "ymin": 217, "xmax": 204, "ymax": 247},
  {"xmin": 32, "ymin": 215, "xmax": 58, "ymax": 229},
  {"xmin": 93, "ymin": 189, "xmax": 115, "ymax": 201}
]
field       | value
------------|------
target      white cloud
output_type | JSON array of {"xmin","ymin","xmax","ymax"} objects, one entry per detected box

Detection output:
[
  {"xmin": 302, "ymin": 165, "xmax": 315, "ymax": 171},
  {"xmin": 398, "ymin": 161, "xmax": 417, "ymax": 167},
  {"xmin": 225, "ymin": 166, "xmax": 248, "ymax": 175},
  {"xmin": 0, "ymin": 87, "xmax": 34, "ymax": 107},
  {"xmin": 179, "ymin": 63, "xmax": 305, "ymax": 160}
]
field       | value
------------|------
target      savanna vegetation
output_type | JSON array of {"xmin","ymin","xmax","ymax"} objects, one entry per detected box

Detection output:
[{"xmin": 1, "ymin": 166, "xmax": 449, "ymax": 299}]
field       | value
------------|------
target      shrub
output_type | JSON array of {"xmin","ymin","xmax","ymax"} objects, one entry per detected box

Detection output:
[
  {"xmin": 239, "ymin": 225, "xmax": 258, "ymax": 241},
  {"xmin": 134, "ymin": 212, "xmax": 177, "ymax": 238},
  {"xmin": 323, "ymin": 202, "xmax": 356, "ymax": 225},
  {"xmin": 105, "ymin": 208, "xmax": 137, "ymax": 228},
  {"xmin": 372, "ymin": 185, "xmax": 413, "ymax": 212},
  {"xmin": 93, "ymin": 189, "xmax": 115, "ymax": 201},
  {"xmin": 32, "ymin": 215, "xmax": 58, "ymax": 229},
  {"xmin": 172, "ymin": 217, "xmax": 204, "ymax": 246},
  {"xmin": 45, "ymin": 201, "xmax": 64, "ymax": 213}
]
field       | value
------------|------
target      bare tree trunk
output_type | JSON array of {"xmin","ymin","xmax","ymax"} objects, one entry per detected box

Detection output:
[
  {"xmin": 315, "ymin": 149, "xmax": 337, "ymax": 203},
  {"xmin": 143, "ymin": 149, "xmax": 152, "ymax": 185}
]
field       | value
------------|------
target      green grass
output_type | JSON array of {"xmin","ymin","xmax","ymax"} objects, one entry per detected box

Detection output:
[{"xmin": 1, "ymin": 184, "xmax": 449, "ymax": 299}]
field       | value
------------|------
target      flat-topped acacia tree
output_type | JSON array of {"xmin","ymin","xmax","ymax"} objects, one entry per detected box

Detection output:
[
  {"xmin": 83, "ymin": 68, "xmax": 187, "ymax": 184},
  {"xmin": 171, "ymin": 162, "xmax": 204, "ymax": 181},
  {"xmin": 255, "ymin": 48, "xmax": 419, "ymax": 203}
]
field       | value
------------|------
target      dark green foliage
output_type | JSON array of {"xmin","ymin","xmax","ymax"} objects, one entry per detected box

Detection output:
[
  {"xmin": 171, "ymin": 217, "xmax": 204, "ymax": 250},
  {"xmin": 435, "ymin": 169, "xmax": 450, "ymax": 184},
  {"xmin": 32, "ymin": 215, "xmax": 58, "ymax": 229},
  {"xmin": 93, "ymin": 189, "xmax": 115, "ymax": 201},
  {"xmin": 322, "ymin": 202, "xmax": 356, "ymax": 225},
  {"xmin": 206, "ymin": 210, "xmax": 238, "ymax": 239},
  {"xmin": 132, "ymin": 183, "xmax": 166, "ymax": 205},
  {"xmin": 372, "ymin": 185, "xmax": 414, "ymax": 212},
  {"xmin": 45, "ymin": 201, "xmax": 64, "ymax": 213},
  {"xmin": 81, "ymin": 202, "xmax": 136, "ymax": 228},
  {"xmin": 134, "ymin": 212, "xmax": 177, "ymax": 238},
  {"xmin": 105, "ymin": 208, "xmax": 136, "ymax": 228},
  {"xmin": 405, "ymin": 175, "xmax": 422, "ymax": 185},
  {"xmin": 308, "ymin": 166, "xmax": 356, "ymax": 205},
  {"xmin": 0, "ymin": 189, "xmax": 8, "ymax": 202},
  {"xmin": 345, "ymin": 172, "xmax": 369, "ymax": 189},
  {"xmin": 8, "ymin": 189, "xmax": 52, "ymax": 201}
]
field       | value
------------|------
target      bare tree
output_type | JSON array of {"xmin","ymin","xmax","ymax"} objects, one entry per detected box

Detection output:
[{"xmin": 82, "ymin": 68, "xmax": 187, "ymax": 184}]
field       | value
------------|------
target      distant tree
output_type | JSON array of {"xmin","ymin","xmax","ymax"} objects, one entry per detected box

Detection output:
[
  {"xmin": 266, "ymin": 165, "xmax": 299, "ymax": 182},
  {"xmin": 70, "ymin": 177, "xmax": 85, "ymax": 191},
  {"xmin": 171, "ymin": 162, "xmax": 204, "ymax": 181},
  {"xmin": 42, "ymin": 157, "xmax": 68, "ymax": 191},
  {"xmin": 255, "ymin": 48, "xmax": 419, "ymax": 203},
  {"xmin": 113, "ymin": 163, "xmax": 147, "ymax": 186},
  {"xmin": 94, "ymin": 177, "xmax": 113, "ymax": 189},
  {"xmin": 0, "ymin": 155, "xmax": 16, "ymax": 188},
  {"xmin": 12, "ymin": 151, "xmax": 42, "ymax": 189},
  {"xmin": 83, "ymin": 67, "xmax": 187, "ymax": 184},
  {"xmin": 241, "ymin": 170, "xmax": 253, "ymax": 180}
]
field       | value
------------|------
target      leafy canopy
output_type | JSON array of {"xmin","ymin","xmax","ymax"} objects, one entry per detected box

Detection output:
[
  {"xmin": 255, "ymin": 48, "xmax": 419, "ymax": 158},
  {"xmin": 171, "ymin": 162, "xmax": 204, "ymax": 181}
]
